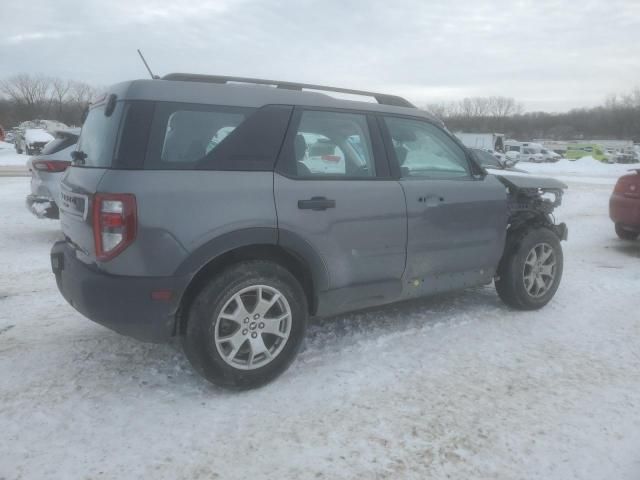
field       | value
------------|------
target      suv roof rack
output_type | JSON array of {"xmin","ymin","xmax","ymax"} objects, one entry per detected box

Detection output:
[{"xmin": 162, "ymin": 73, "xmax": 416, "ymax": 109}]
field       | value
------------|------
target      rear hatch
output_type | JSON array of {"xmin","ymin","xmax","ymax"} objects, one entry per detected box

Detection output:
[{"xmin": 59, "ymin": 98, "xmax": 125, "ymax": 262}]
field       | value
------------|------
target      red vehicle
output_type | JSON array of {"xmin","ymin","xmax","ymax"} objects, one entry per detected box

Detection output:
[{"xmin": 610, "ymin": 169, "xmax": 640, "ymax": 240}]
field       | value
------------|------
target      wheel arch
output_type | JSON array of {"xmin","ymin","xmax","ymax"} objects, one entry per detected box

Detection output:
[{"xmin": 173, "ymin": 228, "xmax": 327, "ymax": 335}]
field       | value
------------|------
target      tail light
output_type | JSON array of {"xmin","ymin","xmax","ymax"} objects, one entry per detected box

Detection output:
[
  {"xmin": 92, "ymin": 193, "xmax": 137, "ymax": 261},
  {"xmin": 321, "ymin": 155, "xmax": 341, "ymax": 162},
  {"xmin": 32, "ymin": 160, "xmax": 71, "ymax": 172}
]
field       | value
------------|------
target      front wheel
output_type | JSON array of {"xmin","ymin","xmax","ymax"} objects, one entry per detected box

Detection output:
[
  {"xmin": 495, "ymin": 227, "xmax": 564, "ymax": 310},
  {"xmin": 182, "ymin": 260, "xmax": 308, "ymax": 389}
]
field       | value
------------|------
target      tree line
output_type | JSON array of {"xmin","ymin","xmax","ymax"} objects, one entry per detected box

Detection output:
[
  {"xmin": 0, "ymin": 74, "xmax": 99, "ymax": 128},
  {"xmin": 1, "ymin": 73, "xmax": 638, "ymax": 142},
  {"xmin": 425, "ymin": 89, "xmax": 640, "ymax": 141}
]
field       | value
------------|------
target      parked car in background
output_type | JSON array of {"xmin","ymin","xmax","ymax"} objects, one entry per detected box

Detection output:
[
  {"xmin": 565, "ymin": 144, "xmax": 608, "ymax": 162},
  {"xmin": 15, "ymin": 128, "xmax": 55, "ymax": 155},
  {"xmin": 26, "ymin": 128, "xmax": 79, "ymax": 219},
  {"xmin": 51, "ymin": 74, "xmax": 568, "ymax": 389},
  {"xmin": 610, "ymin": 169, "xmax": 640, "ymax": 240},
  {"xmin": 4, "ymin": 131, "xmax": 14, "ymax": 143},
  {"xmin": 0, "ymin": 124, "xmax": 5, "ymax": 142},
  {"xmin": 504, "ymin": 141, "xmax": 545, "ymax": 162},
  {"xmin": 540, "ymin": 148, "xmax": 561, "ymax": 162},
  {"xmin": 612, "ymin": 147, "xmax": 636, "ymax": 164},
  {"xmin": 470, "ymin": 148, "xmax": 525, "ymax": 172},
  {"xmin": 13, "ymin": 120, "xmax": 70, "ymax": 155}
]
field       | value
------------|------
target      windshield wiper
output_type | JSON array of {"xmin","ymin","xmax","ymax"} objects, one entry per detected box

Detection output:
[{"xmin": 71, "ymin": 150, "xmax": 87, "ymax": 166}]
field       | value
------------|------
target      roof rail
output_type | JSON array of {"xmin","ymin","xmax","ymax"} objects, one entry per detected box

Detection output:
[{"xmin": 161, "ymin": 73, "xmax": 416, "ymax": 108}]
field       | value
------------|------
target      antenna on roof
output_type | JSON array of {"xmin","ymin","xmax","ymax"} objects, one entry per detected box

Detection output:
[{"xmin": 137, "ymin": 49, "xmax": 159, "ymax": 79}]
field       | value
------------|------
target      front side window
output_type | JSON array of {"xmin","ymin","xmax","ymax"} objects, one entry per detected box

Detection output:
[
  {"xmin": 384, "ymin": 117, "xmax": 470, "ymax": 179},
  {"xmin": 291, "ymin": 110, "xmax": 375, "ymax": 178}
]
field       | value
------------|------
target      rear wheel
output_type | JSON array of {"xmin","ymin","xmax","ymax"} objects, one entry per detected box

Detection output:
[
  {"xmin": 615, "ymin": 223, "xmax": 639, "ymax": 240},
  {"xmin": 495, "ymin": 227, "xmax": 563, "ymax": 310},
  {"xmin": 182, "ymin": 260, "xmax": 308, "ymax": 389}
]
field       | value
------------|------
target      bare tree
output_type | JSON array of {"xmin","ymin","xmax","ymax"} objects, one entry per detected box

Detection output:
[
  {"xmin": 0, "ymin": 74, "xmax": 51, "ymax": 108},
  {"xmin": 50, "ymin": 77, "xmax": 73, "ymax": 117},
  {"xmin": 69, "ymin": 81, "xmax": 98, "ymax": 105},
  {"xmin": 488, "ymin": 96, "xmax": 521, "ymax": 118}
]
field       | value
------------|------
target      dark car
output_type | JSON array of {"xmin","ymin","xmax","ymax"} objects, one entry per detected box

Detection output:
[{"xmin": 610, "ymin": 169, "xmax": 640, "ymax": 240}]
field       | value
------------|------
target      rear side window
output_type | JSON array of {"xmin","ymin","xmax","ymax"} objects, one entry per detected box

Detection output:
[
  {"xmin": 280, "ymin": 110, "xmax": 377, "ymax": 179},
  {"xmin": 145, "ymin": 103, "xmax": 292, "ymax": 171}
]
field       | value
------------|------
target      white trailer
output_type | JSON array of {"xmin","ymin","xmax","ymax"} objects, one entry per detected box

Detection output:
[{"xmin": 454, "ymin": 132, "xmax": 505, "ymax": 152}]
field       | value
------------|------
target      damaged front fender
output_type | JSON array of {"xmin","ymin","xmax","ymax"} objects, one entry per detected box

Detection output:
[{"xmin": 495, "ymin": 173, "xmax": 568, "ymax": 240}]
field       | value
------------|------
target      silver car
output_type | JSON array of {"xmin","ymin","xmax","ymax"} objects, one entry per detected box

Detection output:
[{"xmin": 26, "ymin": 128, "xmax": 80, "ymax": 219}]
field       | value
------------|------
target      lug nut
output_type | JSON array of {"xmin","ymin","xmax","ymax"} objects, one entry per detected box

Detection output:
[
  {"xmin": 242, "ymin": 329, "xmax": 248, "ymax": 335},
  {"xmin": 259, "ymin": 322, "xmax": 265, "ymax": 329},
  {"xmin": 244, "ymin": 318, "xmax": 249, "ymax": 324},
  {"xmin": 251, "ymin": 332, "xmax": 258, "ymax": 339},
  {"xmin": 253, "ymin": 314, "xmax": 260, "ymax": 320}
]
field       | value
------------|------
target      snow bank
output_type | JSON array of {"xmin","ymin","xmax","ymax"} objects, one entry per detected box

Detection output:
[
  {"xmin": 521, "ymin": 156, "xmax": 640, "ymax": 178},
  {"xmin": 0, "ymin": 142, "xmax": 27, "ymax": 166}
]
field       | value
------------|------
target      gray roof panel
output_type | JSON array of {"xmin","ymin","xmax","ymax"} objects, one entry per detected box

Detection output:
[{"xmin": 105, "ymin": 78, "xmax": 438, "ymax": 122}]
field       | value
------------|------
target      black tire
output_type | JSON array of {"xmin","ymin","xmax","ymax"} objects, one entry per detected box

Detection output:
[
  {"xmin": 615, "ymin": 223, "xmax": 639, "ymax": 240},
  {"xmin": 182, "ymin": 260, "xmax": 308, "ymax": 389},
  {"xmin": 495, "ymin": 227, "xmax": 563, "ymax": 310}
]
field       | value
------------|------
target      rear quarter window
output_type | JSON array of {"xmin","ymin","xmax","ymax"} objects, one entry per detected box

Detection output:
[{"xmin": 145, "ymin": 103, "xmax": 293, "ymax": 171}]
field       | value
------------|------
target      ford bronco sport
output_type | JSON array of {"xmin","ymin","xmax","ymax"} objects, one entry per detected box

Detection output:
[{"xmin": 51, "ymin": 74, "xmax": 568, "ymax": 389}]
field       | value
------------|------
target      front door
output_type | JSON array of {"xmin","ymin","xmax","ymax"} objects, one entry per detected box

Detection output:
[
  {"xmin": 274, "ymin": 108, "xmax": 407, "ymax": 315},
  {"xmin": 380, "ymin": 115, "xmax": 508, "ymax": 297}
]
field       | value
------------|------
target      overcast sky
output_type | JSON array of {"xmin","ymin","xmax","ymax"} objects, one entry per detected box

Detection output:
[{"xmin": 1, "ymin": 0, "xmax": 639, "ymax": 112}]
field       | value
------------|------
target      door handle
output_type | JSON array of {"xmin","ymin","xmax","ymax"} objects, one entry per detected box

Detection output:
[
  {"xmin": 418, "ymin": 195, "xmax": 444, "ymax": 207},
  {"xmin": 298, "ymin": 196, "xmax": 336, "ymax": 211}
]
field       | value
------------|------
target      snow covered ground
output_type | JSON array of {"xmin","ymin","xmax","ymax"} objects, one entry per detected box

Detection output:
[
  {"xmin": 0, "ymin": 141, "xmax": 28, "ymax": 167},
  {"xmin": 1, "ymin": 160, "xmax": 640, "ymax": 479}
]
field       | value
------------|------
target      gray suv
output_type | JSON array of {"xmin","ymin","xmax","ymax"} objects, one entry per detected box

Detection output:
[{"xmin": 51, "ymin": 74, "xmax": 568, "ymax": 389}]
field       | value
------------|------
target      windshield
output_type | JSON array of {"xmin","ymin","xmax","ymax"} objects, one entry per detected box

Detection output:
[
  {"xmin": 75, "ymin": 103, "xmax": 123, "ymax": 167},
  {"xmin": 41, "ymin": 133, "xmax": 77, "ymax": 155}
]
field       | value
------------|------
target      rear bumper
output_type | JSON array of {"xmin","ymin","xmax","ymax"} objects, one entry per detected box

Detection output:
[
  {"xmin": 610, "ymin": 193, "xmax": 640, "ymax": 229},
  {"xmin": 51, "ymin": 241, "xmax": 189, "ymax": 342}
]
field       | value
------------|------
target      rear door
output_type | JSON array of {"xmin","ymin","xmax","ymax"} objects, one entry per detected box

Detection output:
[
  {"xmin": 274, "ymin": 108, "xmax": 407, "ymax": 315},
  {"xmin": 380, "ymin": 115, "xmax": 507, "ymax": 297}
]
